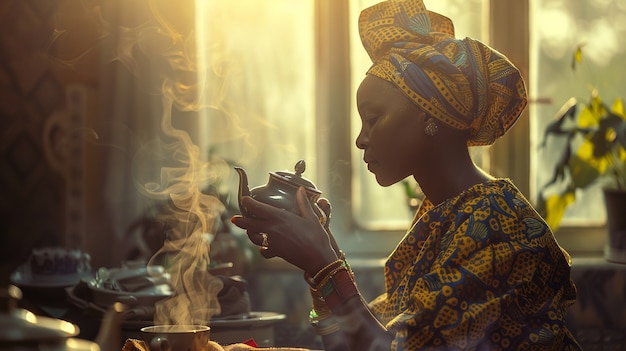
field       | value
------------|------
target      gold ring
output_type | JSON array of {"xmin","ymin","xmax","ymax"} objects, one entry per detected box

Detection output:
[{"xmin": 261, "ymin": 233, "xmax": 269, "ymax": 248}]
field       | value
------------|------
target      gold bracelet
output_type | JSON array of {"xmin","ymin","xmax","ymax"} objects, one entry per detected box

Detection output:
[
  {"xmin": 304, "ymin": 256, "xmax": 354, "ymax": 287},
  {"xmin": 311, "ymin": 259, "xmax": 344, "ymax": 284},
  {"xmin": 318, "ymin": 268, "xmax": 359, "ymax": 310},
  {"xmin": 305, "ymin": 256, "xmax": 356, "ymax": 314},
  {"xmin": 310, "ymin": 288, "xmax": 331, "ymax": 316},
  {"xmin": 314, "ymin": 264, "xmax": 347, "ymax": 291},
  {"xmin": 314, "ymin": 322, "xmax": 340, "ymax": 336}
]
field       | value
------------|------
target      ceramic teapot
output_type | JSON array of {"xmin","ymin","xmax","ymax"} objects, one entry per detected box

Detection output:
[{"xmin": 235, "ymin": 160, "xmax": 324, "ymax": 220}]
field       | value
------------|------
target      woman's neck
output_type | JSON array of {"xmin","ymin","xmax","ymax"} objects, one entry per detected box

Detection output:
[{"xmin": 416, "ymin": 149, "xmax": 493, "ymax": 206}]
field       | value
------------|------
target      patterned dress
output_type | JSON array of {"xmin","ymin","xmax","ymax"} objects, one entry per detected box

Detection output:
[{"xmin": 369, "ymin": 179, "xmax": 582, "ymax": 350}]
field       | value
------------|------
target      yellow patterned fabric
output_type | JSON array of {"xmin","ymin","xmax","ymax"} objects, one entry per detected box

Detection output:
[
  {"xmin": 369, "ymin": 179, "xmax": 582, "ymax": 350},
  {"xmin": 359, "ymin": 0, "xmax": 527, "ymax": 146}
]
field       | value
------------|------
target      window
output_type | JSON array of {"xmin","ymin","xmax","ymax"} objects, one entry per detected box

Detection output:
[
  {"xmin": 531, "ymin": 0, "xmax": 626, "ymax": 225},
  {"xmin": 529, "ymin": 0, "xmax": 626, "ymax": 253},
  {"xmin": 195, "ymin": 0, "xmax": 615, "ymax": 257},
  {"xmin": 195, "ymin": 0, "xmax": 317, "ymax": 190},
  {"xmin": 349, "ymin": 0, "xmax": 487, "ymax": 230},
  {"xmin": 308, "ymin": 0, "xmax": 489, "ymax": 256}
]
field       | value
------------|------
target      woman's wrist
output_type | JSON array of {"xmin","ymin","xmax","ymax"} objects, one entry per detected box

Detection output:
[
  {"xmin": 309, "ymin": 300, "xmax": 340, "ymax": 336},
  {"xmin": 305, "ymin": 250, "xmax": 352, "ymax": 285},
  {"xmin": 305, "ymin": 258, "xmax": 360, "ymax": 311},
  {"xmin": 310, "ymin": 313, "xmax": 340, "ymax": 336},
  {"xmin": 310, "ymin": 287, "xmax": 331, "ymax": 316},
  {"xmin": 305, "ymin": 249, "xmax": 342, "ymax": 278},
  {"xmin": 316, "ymin": 268, "xmax": 360, "ymax": 310}
]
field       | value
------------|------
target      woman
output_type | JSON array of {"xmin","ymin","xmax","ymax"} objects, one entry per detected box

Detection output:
[{"xmin": 231, "ymin": 0, "xmax": 581, "ymax": 350}]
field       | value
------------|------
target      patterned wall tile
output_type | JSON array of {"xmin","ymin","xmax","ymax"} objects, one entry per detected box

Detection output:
[{"xmin": 0, "ymin": 0, "xmax": 65, "ymax": 282}]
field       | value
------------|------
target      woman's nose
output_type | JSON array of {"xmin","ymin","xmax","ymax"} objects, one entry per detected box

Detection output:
[{"xmin": 356, "ymin": 129, "xmax": 368, "ymax": 149}]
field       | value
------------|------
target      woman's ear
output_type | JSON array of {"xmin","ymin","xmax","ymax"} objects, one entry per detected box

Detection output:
[{"xmin": 421, "ymin": 113, "xmax": 471, "ymax": 145}]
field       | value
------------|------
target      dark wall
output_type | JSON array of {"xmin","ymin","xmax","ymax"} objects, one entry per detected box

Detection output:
[{"xmin": 0, "ymin": 1, "xmax": 68, "ymax": 285}]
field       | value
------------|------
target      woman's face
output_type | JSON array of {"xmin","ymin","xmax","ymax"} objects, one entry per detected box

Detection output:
[{"xmin": 356, "ymin": 75, "xmax": 429, "ymax": 186}]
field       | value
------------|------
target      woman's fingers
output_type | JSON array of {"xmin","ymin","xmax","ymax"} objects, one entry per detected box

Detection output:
[
  {"xmin": 259, "ymin": 246, "xmax": 277, "ymax": 259},
  {"xmin": 231, "ymin": 193, "xmax": 335, "ymax": 269},
  {"xmin": 231, "ymin": 214, "xmax": 263, "ymax": 235},
  {"xmin": 318, "ymin": 198, "xmax": 331, "ymax": 218},
  {"xmin": 239, "ymin": 195, "xmax": 282, "ymax": 218},
  {"xmin": 315, "ymin": 198, "xmax": 342, "ymax": 256},
  {"xmin": 245, "ymin": 231, "xmax": 265, "ymax": 247},
  {"xmin": 316, "ymin": 198, "xmax": 332, "ymax": 231},
  {"xmin": 295, "ymin": 187, "xmax": 329, "ymax": 227},
  {"xmin": 244, "ymin": 231, "xmax": 278, "ymax": 258},
  {"xmin": 295, "ymin": 187, "xmax": 317, "ymax": 219},
  {"xmin": 236, "ymin": 191, "xmax": 324, "ymax": 225}
]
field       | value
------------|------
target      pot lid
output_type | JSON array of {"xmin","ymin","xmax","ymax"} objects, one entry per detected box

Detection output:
[
  {"xmin": 272, "ymin": 160, "xmax": 321, "ymax": 192},
  {"xmin": 0, "ymin": 312, "xmax": 78, "ymax": 342},
  {"xmin": 0, "ymin": 285, "xmax": 79, "ymax": 343}
]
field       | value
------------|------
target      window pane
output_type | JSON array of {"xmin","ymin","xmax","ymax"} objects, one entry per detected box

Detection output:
[
  {"xmin": 530, "ymin": 0, "xmax": 626, "ymax": 226},
  {"xmin": 195, "ymin": 0, "xmax": 316, "ymax": 189},
  {"xmin": 349, "ymin": 0, "xmax": 486, "ymax": 229}
]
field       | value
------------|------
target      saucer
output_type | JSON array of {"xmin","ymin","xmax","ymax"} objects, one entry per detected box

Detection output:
[
  {"xmin": 210, "ymin": 311, "xmax": 286, "ymax": 327},
  {"xmin": 10, "ymin": 264, "xmax": 92, "ymax": 288},
  {"xmin": 119, "ymin": 311, "xmax": 286, "ymax": 330}
]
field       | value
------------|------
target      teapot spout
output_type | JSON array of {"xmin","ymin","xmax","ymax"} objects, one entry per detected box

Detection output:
[{"xmin": 234, "ymin": 167, "xmax": 251, "ymax": 216}]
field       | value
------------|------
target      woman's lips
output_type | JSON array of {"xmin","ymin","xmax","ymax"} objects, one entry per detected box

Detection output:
[{"xmin": 365, "ymin": 159, "xmax": 378, "ymax": 172}]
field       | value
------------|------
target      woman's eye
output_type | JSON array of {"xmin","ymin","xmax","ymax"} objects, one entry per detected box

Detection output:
[{"xmin": 365, "ymin": 114, "xmax": 381, "ymax": 127}]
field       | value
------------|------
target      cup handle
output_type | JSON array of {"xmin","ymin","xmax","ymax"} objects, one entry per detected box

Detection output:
[{"xmin": 150, "ymin": 337, "xmax": 171, "ymax": 351}]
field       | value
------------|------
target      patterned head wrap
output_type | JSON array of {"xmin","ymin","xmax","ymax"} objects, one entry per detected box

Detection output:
[{"xmin": 359, "ymin": 0, "xmax": 527, "ymax": 146}]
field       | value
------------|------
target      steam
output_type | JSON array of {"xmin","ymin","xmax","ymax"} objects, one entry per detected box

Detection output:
[
  {"xmin": 143, "ymin": 92, "xmax": 226, "ymax": 324},
  {"xmin": 51, "ymin": 0, "xmax": 307, "ymax": 324},
  {"xmin": 91, "ymin": 0, "xmax": 228, "ymax": 323}
]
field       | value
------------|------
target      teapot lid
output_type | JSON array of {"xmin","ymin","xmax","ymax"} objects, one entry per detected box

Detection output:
[{"xmin": 272, "ymin": 160, "xmax": 321, "ymax": 193}]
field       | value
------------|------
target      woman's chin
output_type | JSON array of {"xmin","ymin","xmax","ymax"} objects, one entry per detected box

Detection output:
[{"xmin": 374, "ymin": 174, "xmax": 397, "ymax": 187}]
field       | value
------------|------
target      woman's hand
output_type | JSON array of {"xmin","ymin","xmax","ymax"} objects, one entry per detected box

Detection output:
[
  {"xmin": 316, "ymin": 197, "xmax": 343, "ymax": 259},
  {"xmin": 230, "ymin": 187, "xmax": 339, "ymax": 275}
]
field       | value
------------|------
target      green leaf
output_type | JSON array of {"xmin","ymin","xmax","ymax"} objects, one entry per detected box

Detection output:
[
  {"xmin": 612, "ymin": 97, "xmax": 625, "ymax": 116},
  {"xmin": 578, "ymin": 95, "xmax": 605, "ymax": 128},
  {"xmin": 544, "ymin": 191, "xmax": 576, "ymax": 232},
  {"xmin": 568, "ymin": 153, "xmax": 603, "ymax": 189},
  {"xmin": 572, "ymin": 44, "xmax": 584, "ymax": 71},
  {"xmin": 608, "ymin": 98, "xmax": 626, "ymax": 149}
]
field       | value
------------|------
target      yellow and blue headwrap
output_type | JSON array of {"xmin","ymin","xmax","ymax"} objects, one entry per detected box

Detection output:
[{"xmin": 359, "ymin": 0, "xmax": 527, "ymax": 146}]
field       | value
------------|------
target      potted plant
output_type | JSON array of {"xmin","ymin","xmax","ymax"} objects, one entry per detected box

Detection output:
[{"xmin": 538, "ymin": 46, "xmax": 626, "ymax": 262}]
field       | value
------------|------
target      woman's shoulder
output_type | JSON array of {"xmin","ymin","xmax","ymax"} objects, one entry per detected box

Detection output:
[
  {"xmin": 442, "ymin": 178, "xmax": 532, "ymax": 213},
  {"xmin": 465, "ymin": 178, "xmax": 537, "ymax": 213},
  {"xmin": 417, "ymin": 178, "xmax": 551, "ymax": 241},
  {"xmin": 444, "ymin": 178, "xmax": 553, "ymax": 242}
]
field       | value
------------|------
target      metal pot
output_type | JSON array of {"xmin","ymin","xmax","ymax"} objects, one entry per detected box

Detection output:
[
  {"xmin": 0, "ymin": 285, "xmax": 99, "ymax": 351},
  {"xmin": 235, "ymin": 160, "xmax": 323, "ymax": 218}
]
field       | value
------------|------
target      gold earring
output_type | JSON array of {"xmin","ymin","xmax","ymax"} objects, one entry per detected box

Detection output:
[{"xmin": 424, "ymin": 119, "xmax": 439, "ymax": 137}]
